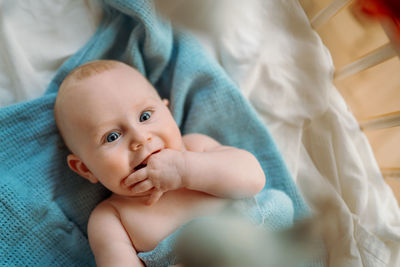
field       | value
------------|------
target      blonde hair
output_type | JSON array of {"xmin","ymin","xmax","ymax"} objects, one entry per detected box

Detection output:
[{"xmin": 62, "ymin": 60, "xmax": 125, "ymax": 84}]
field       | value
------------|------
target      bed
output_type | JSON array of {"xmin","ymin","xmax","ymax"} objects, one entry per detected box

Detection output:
[{"xmin": 0, "ymin": 0, "xmax": 399, "ymax": 266}]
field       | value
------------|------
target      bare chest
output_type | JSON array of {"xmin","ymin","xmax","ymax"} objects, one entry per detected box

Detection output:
[{"xmin": 110, "ymin": 189, "xmax": 229, "ymax": 252}]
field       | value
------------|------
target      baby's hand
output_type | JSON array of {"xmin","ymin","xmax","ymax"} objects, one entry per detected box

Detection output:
[{"xmin": 124, "ymin": 149, "xmax": 186, "ymax": 205}]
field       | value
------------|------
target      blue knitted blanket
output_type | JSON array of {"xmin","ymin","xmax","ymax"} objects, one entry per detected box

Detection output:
[{"xmin": 0, "ymin": 0, "xmax": 309, "ymax": 265}]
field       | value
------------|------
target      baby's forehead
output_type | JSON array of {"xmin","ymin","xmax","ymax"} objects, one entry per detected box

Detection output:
[
  {"xmin": 56, "ymin": 64, "xmax": 160, "ymax": 119},
  {"xmin": 60, "ymin": 74, "xmax": 158, "ymax": 120},
  {"xmin": 64, "ymin": 65, "xmax": 155, "ymax": 95}
]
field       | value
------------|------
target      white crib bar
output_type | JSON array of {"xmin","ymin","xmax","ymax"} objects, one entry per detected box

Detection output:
[
  {"xmin": 360, "ymin": 111, "xmax": 400, "ymax": 130},
  {"xmin": 311, "ymin": 0, "xmax": 353, "ymax": 29},
  {"xmin": 334, "ymin": 43, "xmax": 397, "ymax": 81}
]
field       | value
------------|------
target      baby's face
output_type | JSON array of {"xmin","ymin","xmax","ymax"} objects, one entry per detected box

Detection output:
[{"xmin": 60, "ymin": 66, "xmax": 184, "ymax": 196}]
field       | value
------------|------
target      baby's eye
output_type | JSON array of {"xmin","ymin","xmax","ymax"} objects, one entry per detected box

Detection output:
[
  {"xmin": 106, "ymin": 132, "xmax": 120, "ymax": 143},
  {"xmin": 139, "ymin": 111, "xmax": 152, "ymax": 122}
]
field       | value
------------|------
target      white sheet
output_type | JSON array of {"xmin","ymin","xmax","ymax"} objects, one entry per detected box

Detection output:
[
  {"xmin": 1, "ymin": 0, "xmax": 399, "ymax": 266},
  {"xmin": 0, "ymin": 0, "xmax": 101, "ymax": 106}
]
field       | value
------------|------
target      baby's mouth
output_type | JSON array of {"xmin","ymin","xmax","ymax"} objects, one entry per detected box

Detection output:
[
  {"xmin": 134, "ymin": 162, "xmax": 147, "ymax": 171},
  {"xmin": 133, "ymin": 149, "xmax": 161, "ymax": 172}
]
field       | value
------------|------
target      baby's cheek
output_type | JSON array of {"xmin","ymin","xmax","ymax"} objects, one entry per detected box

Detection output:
[
  {"xmin": 99, "ymin": 154, "xmax": 130, "ymax": 178},
  {"xmin": 162, "ymin": 121, "xmax": 182, "ymax": 148}
]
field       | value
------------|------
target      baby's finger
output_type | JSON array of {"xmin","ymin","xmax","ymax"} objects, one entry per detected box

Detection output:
[
  {"xmin": 124, "ymin": 168, "xmax": 147, "ymax": 186},
  {"xmin": 146, "ymin": 190, "xmax": 163, "ymax": 206},
  {"xmin": 131, "ymin": 179, "xmax": 153, "ymax": 194}
]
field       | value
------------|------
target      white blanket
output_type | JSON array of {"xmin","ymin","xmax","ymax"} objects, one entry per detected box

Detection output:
[
  {"xmin": 0, "ymin": 0, "xmax": 101, "ymax": 106},
  {"xmin": 1, "ymin": 0, "xmax": 399, "ymax": 266}
]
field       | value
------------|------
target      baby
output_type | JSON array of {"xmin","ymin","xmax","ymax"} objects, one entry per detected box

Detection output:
[{"xmin": 54, "ymin": 60, "xmax": 265, "ymax": 266}]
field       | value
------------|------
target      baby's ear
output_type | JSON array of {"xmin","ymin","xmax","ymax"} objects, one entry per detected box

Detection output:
[
  {"xmin": 67, "ymin": 154, "xmax": 98, "ymax": 184},
  {"xmin": 162, "ymin": 99, "xmax": 169, "ymax": 107}
]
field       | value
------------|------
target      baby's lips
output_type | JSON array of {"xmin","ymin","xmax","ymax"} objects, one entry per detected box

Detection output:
[
  {"xmin": 121, "ymin": 149, "xmax": 162, "ymax": 186},
  {"xmin": 134, "ymin": 162, "xmax": 147, "ymax": 172},
  {"xmin": 132, "ymin": 149, "xmax": 162, "ymax": 171}
]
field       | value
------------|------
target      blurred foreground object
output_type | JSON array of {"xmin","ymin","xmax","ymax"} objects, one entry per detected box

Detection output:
[
  {"xmin": 175, "ymin": 214, "xmax": 324, "ymax": 267},
  {"xmin": 356, "ymin": 0, "xmax": 400, "ymax": 21},
  {"xmin": 355, "ymin": 0, "xmax": 400, "ymax": 39}
]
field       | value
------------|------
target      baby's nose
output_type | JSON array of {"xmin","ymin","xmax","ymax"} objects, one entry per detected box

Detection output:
[{"xmin": 130, "ymin": 135, "xmax": 152, "ymax": 151}]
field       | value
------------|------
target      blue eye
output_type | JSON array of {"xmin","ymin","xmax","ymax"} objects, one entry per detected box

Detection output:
[
  {"xmin": 140, "ymin": 111, "xmax": 152, "ymax": 122},
  {"xmin": 106, "ymin": 132, "xmax": 120, "ymax": 143}
]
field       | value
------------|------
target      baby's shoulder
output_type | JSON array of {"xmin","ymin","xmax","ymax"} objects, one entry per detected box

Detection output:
[
  {"xmin": 89, "ymin": 198, "xmax": 119, "ymax": 220},
  {"xmin": 183, "ymin": 133, "xmax": 221, "ymax": 152},
  {"xmin": 88, "ymin": 196, "xmax": 143, "ymax": 228},
  {"xmin": 87, "ymin": 198, "xmax": 125, "ymax": 238}
]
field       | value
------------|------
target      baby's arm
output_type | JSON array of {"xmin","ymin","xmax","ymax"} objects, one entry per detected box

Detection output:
[
  {"xmin": 126, "ymin": 133, "xmax": 265, "ymax": 204},
  {"xmin": 181, "ymin": 133, "xmax": 265, "ymax": 198},
  {"xmin": 88, "ymin": 202, "xmax": 144, "ymax": 267}
]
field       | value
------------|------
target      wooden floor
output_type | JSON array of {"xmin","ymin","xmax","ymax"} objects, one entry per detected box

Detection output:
[{"xmin": 299, "ymin": 0, "xmax": 400, "ymax": 203}]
